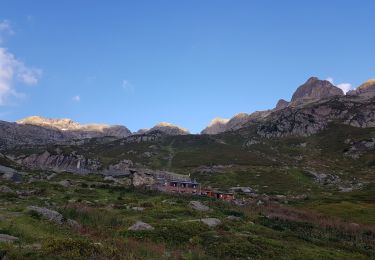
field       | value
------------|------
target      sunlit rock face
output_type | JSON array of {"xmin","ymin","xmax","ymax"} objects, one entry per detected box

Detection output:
[
  {"xmin": 16, "ymin": 116, "xmax": 132, "ymax": 138},
  {"xmin": 145, "ymin": 122, "xmax": 190, "ymax": 135},
  {"xmin": 201, "ymin": 117, "xmax": 229, "ymax": 135},
  {"xmin": 347, "ymin": 79, "xmax": 375, "ymax": 97},
  {"xmin": 291, "ymin": 77, "xmax": 344, "ymax": 105}
]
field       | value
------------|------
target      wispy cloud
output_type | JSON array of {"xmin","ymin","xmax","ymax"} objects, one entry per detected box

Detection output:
[
  {"xmin": 0, "ymin": 20, "xmax": 42, "ymax": 105},
  {"xmin": 72, "ymin": 95, "xmax": 80, "ymax": 102},
  {"xmin": 0, "ymin": 20, "xmax": 14, "ymax": 43},
  {"xmin": 326, "ymin": 77, "xmax": 352, "ymax": 94},
  {"xmin": 122, "ymin": 79, "xmax": 135, "ymax": 92}
]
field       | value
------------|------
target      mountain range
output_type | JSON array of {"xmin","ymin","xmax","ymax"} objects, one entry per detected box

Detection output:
[{"xmin": 1, "ymin": 77, "xmax": 374, "ymax": 148}]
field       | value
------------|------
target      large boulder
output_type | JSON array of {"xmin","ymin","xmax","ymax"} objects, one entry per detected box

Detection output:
[
  {"xmin": 128, "ymin": 221, "xmax": 154, "ymax": 231},
  {"xmin": 0, "ymin": 165, "xmax": 23, "ymax": 182},
  {"xmin": 200, "ymin": 218, "xmax": 221, "ymax": 227},
  {"xmin": 27, "ymin": 206, "xmax": 64, "ymax": 224},
  {"xmin": 0, "ymin": 234, "xmax": 19, "ymax": 243}
]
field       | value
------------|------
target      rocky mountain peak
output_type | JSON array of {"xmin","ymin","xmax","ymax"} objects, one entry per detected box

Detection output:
[
  {"xmin": 347, "ymin": 79, "xmax": 375, "ymax": 97},
  {"xmin": 274, "ymin": 99, "xmax": 289, "ymax": 110},
  {"xmin": 147, "ymin": 122, "xmax": 190, "ymax": 135},
  {"xmin": 291, "ymin": 77, "xmax": 344, "ymax": 105},
  {"xmin": 201, "ymin": 117, "xmax": 229, "ymax": 135},
  {"xmin": 17, "ymin": 116, "xmax": 79, "ymax": 130},
  {"xmin": 358, "ymin": 79, "xmax": 375, "ymax": 93},
  {"xmin": 15, "ymin": 116, "xmax": 132, "ymax": 139}
]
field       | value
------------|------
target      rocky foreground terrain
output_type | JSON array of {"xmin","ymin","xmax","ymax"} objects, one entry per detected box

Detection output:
[{"xmin": 0, "ymin": 77, "xmax": 374, "ymax": 259}]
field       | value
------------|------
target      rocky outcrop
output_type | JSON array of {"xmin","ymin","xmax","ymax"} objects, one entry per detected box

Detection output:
[
  {"xmin": 291, "ymin": 77, "xmax": 344, "ymax": 105},
  {"xmin": 145, "ymin": 122, "xmax": 190, "ymax": 135},
  {"xmin": 16, "ymin": 151, "xmax": 101, "ymax": 174},
  {"xmin": 344, "ymin": 138, "xmax": 375, "ymax": 159},
  {"xmin": 257, "ymin": 95, "xmax": 375, "ymax": 138},
  {"xmin": 201, "ymin": 118, "xmax": 229, "ymax": 135}
]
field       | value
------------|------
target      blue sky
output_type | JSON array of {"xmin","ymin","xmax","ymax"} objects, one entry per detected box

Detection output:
[{"xmin": 0, "ymin": 1, "xmax": 374, "ymax": 133}]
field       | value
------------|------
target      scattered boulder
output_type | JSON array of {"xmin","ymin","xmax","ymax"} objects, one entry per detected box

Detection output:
[
  {"xmin": 0, "ymin": 165, "xmax": 23, "ymax": 182},
  {"xmin": 0, "ymin": 185, "xmax": 14, "ymax": 193},
  {"xmin": 46, "ymin": 172, "xmax": 57, "ymax": 180},
  {"xmin": 189, "ymin": 201, "xmax": 210, "ymax": 212},
  {"xmin": 0, "ymin": 234, "xmax": 19, "ymax": 243},
  {"xmin": 57, "ymin": 180, "xmax": 71, "ymax": 187},
  {"xmin": 226, "ymin": 215, "xmax": 241, "ymax": 221},
  {"xmin": 200, "ymin": 218, "xmax": 221, "ymax": 227},
  {"xmin": 131, "ymin": 207, "xmax": 145, "ymax": 211},
  {"xmin": 27, "ymin": 206, "xmax": 64, "ymax": 224},
  {"xmin": 128, "ymin": 221, "xmax": 154, "ymax": 231},
  {"xmin": 104, "ymin": 176, "xmax": 117, "ymax": 182}
]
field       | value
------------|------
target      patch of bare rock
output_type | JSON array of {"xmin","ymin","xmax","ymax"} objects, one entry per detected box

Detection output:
[{"xmin": 189, "ymin": 201, "xmax": 210, "ymax": 212}]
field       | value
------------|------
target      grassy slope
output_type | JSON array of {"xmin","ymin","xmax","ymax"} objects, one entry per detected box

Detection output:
[{"xmin": 0, "ymin": 173, "xmax": 374, "ymax": 259}]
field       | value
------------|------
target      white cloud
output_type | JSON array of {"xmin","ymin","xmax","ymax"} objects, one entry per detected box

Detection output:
[
  {"xmin": 0, "ymin": 20, "xmax": 42, "ymax": 105},
  {"xmin": 122, "ymin": 79, "xmax": 134, "ymax": 92},
  {"xmin": 72, "ymin": 95, "xmax": 80, "ymax": 102},
  {"xmin": 325, "ymin": 77, "xmax": 352, "ymax": 94},
  {"xmin": 337, "ymin": 83, "xmax": 352, "ymax": 94},
  {"xmin": 0, "ymin": 47, "xmax": 42, "ymax": 105}
]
